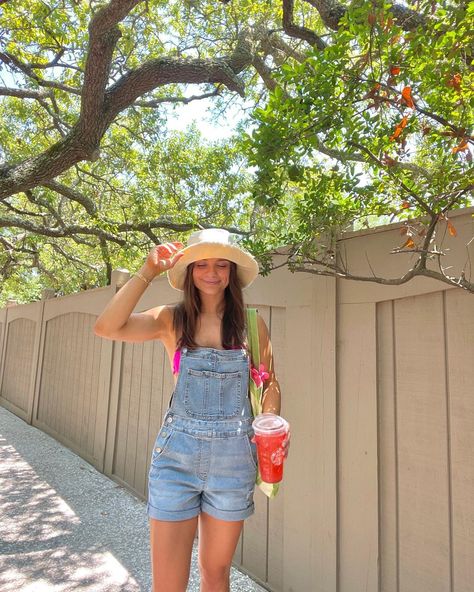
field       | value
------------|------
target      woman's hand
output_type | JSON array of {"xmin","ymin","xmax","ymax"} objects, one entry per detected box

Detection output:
[{"xmin": 142, "ymin": 242, "xmax": 184, "ymax": 278}]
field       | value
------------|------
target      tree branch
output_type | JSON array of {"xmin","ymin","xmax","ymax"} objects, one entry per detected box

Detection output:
[
  {"xmin": 51, "ymin": 242, "xmax": 100, "ymax": 272},
  {"xmin": 103, "ymin": 55, "xmax": 247, "ymax": 124},
  {"xmin": 79, "ymin": 0, "xmax": 142, "ymax": 136},
  {"xmin": 252, "ymin": 55, "xmax": 279, "ymax": 92},
  {"xmin": 28, "ymin": 49, "xmax": 66, "ymax": 70},
  {"xmin": 285, "ymin": 256, "xmax": 474, "ymax": 293},
  {"xmin": 134, "ymin": 89, "xmax": 220, "ymax": 108},
  {"xmin": 304, "ymin": 0, "xmax": 427, "ymax": 32},
  {"xmin": 282, "ymin": 0, "xmax": 326, "ymax": 50},
  {"xmin": 415, "ymin": 214, "xmax": 440, "ymax": 271},
  {"xmin": 42, "ymin": 181, "xmax": 98, "ymax": 216},
  {"xmin": 0, "ymin": 15, "xmax": 256, "ymax": 200},
  {"xmin": 298, "ymin": 125, "xmax": 432, "ymax": 180},
  {"xmin": 0, "ymin": 236, "xmax": 38, "ymax": 256},
  {"xmin": 23, "ymin": 189, "xmax": 73, "ymax": 227},
  {"xmin": 2, "ymin": 198, "xmax": 45, "ymax": 219},
  {"xmin": 303, "ymin": 0, "xmax": 345, "ymax": 31},
  {"xmin": 347, "ymin": 140, "xmax": 434, "ymax": 216},
  {"xmin": 364, "ymin": 78, "xmax": 468, "ymax": 136},
  {"xmin": 0, "ymin": 215, "xmax": 127, "ymax": 245},
  {"xmin": 0, "ymin": 215, "xmax": 249, "ymax": 246},
  {"xmin": 0, "ymin": 52, "xmax": 82, "ymax": 96},
  {"xmin": 262, "ymin": 31, "xmax": 307, "ymax": 64},
  {"xmin": 0, "ymin": 87, "xmax": 52, "ymax": 100}
]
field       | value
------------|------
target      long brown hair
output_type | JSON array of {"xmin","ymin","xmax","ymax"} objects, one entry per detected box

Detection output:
[{"xmin": 173, "ymin": 261, "xmax": 246, "ymax": 350}]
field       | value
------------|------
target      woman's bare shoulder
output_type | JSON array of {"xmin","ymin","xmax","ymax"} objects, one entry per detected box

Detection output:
[{"xmin": 148, "ymin": 303, "xmax": 177, "ymax": 337}]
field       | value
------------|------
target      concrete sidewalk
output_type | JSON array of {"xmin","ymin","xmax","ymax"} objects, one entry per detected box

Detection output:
[{"xmin": 0, "ymin": 407, "xmax": 266, "ymax": 592}]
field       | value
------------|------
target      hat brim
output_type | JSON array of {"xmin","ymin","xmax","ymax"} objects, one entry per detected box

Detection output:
[{"xmin": 167, "ymin": 241, "xmax": 259, "ymax": 291}]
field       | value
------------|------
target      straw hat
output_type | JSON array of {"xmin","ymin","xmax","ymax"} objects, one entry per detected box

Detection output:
[{"xmin": 167, "ymin": 228, "xmax": 259, "ymax": 291}]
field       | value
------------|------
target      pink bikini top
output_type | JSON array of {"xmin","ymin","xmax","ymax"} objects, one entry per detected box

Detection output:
[
  {"xmin": 172, "ymin": 350, "xmax": 181, "ymax": 375},
  {"xmin": 172, "ymin": 346, "xmax": 243, "ymax": 376}
]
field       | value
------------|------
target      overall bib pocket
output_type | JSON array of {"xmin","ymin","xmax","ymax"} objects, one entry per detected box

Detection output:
[{"xmin": 184, "ymin": 369, "xmax": 243, "ymax": 419}]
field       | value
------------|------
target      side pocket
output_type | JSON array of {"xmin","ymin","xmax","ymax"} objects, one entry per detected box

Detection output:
[
  {"xmin": 245, "ymin": 434, "xmax": 258, "ymax": 472},
  {"xmin": 151, "ymin": 427, "xmax": 175, "ymax": 465}
]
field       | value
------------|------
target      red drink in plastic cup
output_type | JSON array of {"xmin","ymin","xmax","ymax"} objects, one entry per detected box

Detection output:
[{"xmin": 251, "ymin": 414, "xmax": 289, "ymax": 483}]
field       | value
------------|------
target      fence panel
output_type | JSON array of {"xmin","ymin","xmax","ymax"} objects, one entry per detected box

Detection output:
[
  {"xmin": 33, "ymin": 311, "xmax": 105, "ymax": 467},
  {"xmin": 110, "ymin": 338, "xmax": 168, "ymax": 497},
  {"xmin": 0, "ymin": 301, "xmax": 42, "ymax": 421},
  {"xmin": 445, "ymin": 289, "xmax": 474, "ymax": 592},
  {"xmin": 395, "ymin": 292, "xmax": 451, "ymax": 592},
  {"xmin": 337, "ymin": 302, "xmax": 379, "ymax": 592},
  {"xmin": 377, "ymin": 300, "xmax": 398, "ymax": 592}
]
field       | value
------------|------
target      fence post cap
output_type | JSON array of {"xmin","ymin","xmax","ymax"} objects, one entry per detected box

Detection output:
[{"xmin": 111, "ymin": 268, "xmax": 130, "ymax": 289}]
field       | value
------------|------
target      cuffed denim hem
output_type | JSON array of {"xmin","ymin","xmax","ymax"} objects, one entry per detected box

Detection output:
[
  {"xmin": 201, "ymin": 501, "xmax": 255, "ymax": 522},
  {"xmin": 147, "ymin": 502, "xmax": 200, "ymax": 522}
]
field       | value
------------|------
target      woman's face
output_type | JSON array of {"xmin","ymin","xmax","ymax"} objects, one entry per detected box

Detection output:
[{"xmin": 192, "ymin": 258, "xmax": 231, "ymax": 293}]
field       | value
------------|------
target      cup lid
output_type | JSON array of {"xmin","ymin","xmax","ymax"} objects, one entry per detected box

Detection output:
[{"xmin": 252, "ymin": 413, "xmax": 289, "ymax": 436}]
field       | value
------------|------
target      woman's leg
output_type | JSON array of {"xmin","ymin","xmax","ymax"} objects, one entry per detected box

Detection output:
[
  {"xmin": 198, "ymin": 512, "xmax": 244, "ymax": 592},
  {"xmin": 150, "ymin": 516, "xmax": 198, "ymax": 592}
]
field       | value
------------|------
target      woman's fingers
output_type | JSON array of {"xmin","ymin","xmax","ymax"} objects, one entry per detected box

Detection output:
[
  {"xmin": 157, "ymin": 244, "xmax": 173, "ymax": 257},
  {"xmin": 170, "ymin": 251, "xmax": 185, "ymax": 267},
  {"xmin": 145, "ymin": 241, "xmax": 185, "ymax": 272},
  {"xmin": 157, "ymin": 242, "xmax": 184, "ymax": 258},
  {"xmin": 158, "ymin": 253, "xmax": 183, "ymax": 271}
]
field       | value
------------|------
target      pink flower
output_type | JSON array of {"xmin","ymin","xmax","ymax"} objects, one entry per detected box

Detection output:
[{"xmin": 250, "ymin": 363, "xmax": 270, "ymax": 388}]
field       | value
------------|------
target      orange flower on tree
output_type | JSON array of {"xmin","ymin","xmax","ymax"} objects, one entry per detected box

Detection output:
[
  {"xmin": 364, "ymin": 83, "xmax": 381, "ymax": 99},
  {"xmin": 452, "ymin": 139, "xmax": 468, "ymax": 154},
  {"xmin": 447, "ymin": 220, "xmax": 457, "ymax": 237},
  {"xmin": 389, "ymin": 116, "xmax": 409, "ymax": 141},
  {"xmin": 401, "ymin": 86, "xmax": 415, "ymax": 108},
  {"xmin": 446, "ymin": 74, "xmax": 462, "ymax": 92},
  {"xmin": 401, "ymin": 237, "xmax": 416, "ymax": 249}
]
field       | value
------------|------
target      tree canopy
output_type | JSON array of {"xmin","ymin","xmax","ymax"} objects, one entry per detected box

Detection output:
[
  {"xmin": 243, "ymin": 0, "xmax": 473, "ymax": 290},
  {"xmin": 0, "ymin": 0, "xmax": 473, "ymax": 304}
]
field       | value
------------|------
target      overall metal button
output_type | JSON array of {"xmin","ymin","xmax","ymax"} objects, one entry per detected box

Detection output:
[
  {"xmin": 155, "ymin": 447, "xmax": 162, "ymax": 453},
  {"xmin": 167, "ymin": 417, "xmax": 173, "ymax": 423}
]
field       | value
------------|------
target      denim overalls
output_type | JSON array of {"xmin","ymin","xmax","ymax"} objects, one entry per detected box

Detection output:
[{"xmin": 147, "ymin": 346, "xmax": 258, "ymax": 522}]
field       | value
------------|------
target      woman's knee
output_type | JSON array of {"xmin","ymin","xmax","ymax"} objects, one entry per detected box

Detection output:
[{"xmin": 198, "ymin": 559, "xmax": 231, "ymax": 588}]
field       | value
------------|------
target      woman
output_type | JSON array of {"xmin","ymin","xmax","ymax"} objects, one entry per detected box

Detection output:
[{"xmin": 94, "ymin": 228, "xmax": 286, "ymax": 592}]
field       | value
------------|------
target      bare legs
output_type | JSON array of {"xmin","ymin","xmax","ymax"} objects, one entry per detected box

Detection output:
[
  {"xmin": 150, "ymin": 516, "xmax": 198, "ymax": 592},
  {"xmin": 198, "ymin": 513, "xmax": 244, "ymax": 592},
  {"xmin": 150, "ymin": 513, "xmax": 244, "ymax": 592}
]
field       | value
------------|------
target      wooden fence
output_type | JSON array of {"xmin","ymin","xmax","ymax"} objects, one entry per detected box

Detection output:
[{"xmin": 1, "ymin": 207, "xmax": 473, "ymax": 591}]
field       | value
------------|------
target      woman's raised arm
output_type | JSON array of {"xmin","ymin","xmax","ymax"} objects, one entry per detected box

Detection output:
[{"xmin": 93, "ymin": 242, "xmax": 183, "ymax": 343}]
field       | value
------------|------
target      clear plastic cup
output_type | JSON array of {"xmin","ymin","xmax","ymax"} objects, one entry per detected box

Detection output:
[{"xmin": 251, "ymin": 413, "xmax": 290, "ymax": 483}]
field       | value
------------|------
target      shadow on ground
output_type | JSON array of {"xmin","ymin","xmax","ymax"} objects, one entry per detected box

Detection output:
[{"xmin": 0, "ymin": 410, "xmax": 148, "ymax": 591}]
